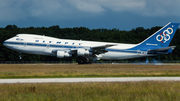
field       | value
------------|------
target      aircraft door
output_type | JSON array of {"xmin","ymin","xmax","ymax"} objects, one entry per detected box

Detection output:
[
  {"xmin": 137, "ymin": 49, "xmax": 141, "ymax": 55},
  {"xmin": 23, "ymin": 43, "xmax": 27, "ymax": 47},
  {"xmin": 46, "ymin": 44, "xmax": 50, "ymax": 48}
]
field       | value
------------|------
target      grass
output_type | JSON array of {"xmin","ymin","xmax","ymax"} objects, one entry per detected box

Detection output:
[
  {"xmin": 0, "ymin": 64, "xmax": 180, "ymax": 78},
  {"xmin": 0, "ymin": 81, "xmax": 180, "ymax": 101},
  {"xmin": 1, "ymin": 64, "xmax": 180, "ymax": 100}
]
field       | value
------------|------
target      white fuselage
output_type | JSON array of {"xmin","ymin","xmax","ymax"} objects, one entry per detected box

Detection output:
[{"xmin": 3, "ymin": 34, "xmax": 153, "ymax": 60}]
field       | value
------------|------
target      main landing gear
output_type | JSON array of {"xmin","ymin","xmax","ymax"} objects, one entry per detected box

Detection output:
[{"xmin": 76, "ymin": 56, "xmax": 92, "ymax": 64}]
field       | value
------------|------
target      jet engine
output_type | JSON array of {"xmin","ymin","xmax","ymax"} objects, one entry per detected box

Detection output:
[
  {"xmin": 57, "ymin": 51, "xmax": 71, "ymax": 58},
  {"xmin": 77, "ymin": 48, "xmax": 90, "ymax": 56}
]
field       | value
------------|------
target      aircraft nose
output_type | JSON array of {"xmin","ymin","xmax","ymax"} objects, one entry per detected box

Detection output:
[
  {"xmin": 3, "ymin": 40, "xmax": 7, "ymax": 47},
  {"xmin": 3, "ymin": 39, "xmax": 11, "ymax": 48},
  {"xmin": 3, "ymin": 39, "xmax": 15, "ymax": 50}
]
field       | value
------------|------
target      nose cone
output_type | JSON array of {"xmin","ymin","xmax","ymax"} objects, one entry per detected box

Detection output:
[
  {"xmin": 3, "ymin": 36, "xmax": 18, "ymax": 51},
  {"xmin": 3, "ymin": 39, "xmax": 13, "ymax": 49},
  {"xmin": 3, "ymin": 40, "xmax": 8, "ymax": 47}
]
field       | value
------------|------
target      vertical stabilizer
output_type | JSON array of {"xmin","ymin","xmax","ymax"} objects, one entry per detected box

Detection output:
[{"xmin": 133, "ymin": 22, "xmax": 179, "ymax": 50}]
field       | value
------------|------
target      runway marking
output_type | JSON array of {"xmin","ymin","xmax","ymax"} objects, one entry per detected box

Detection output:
[{"xmin": 1, "ymin": 77, "xmax": 180, "ymax": 83}]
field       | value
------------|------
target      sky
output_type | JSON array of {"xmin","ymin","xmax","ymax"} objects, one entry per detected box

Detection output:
[{"xmin": 0, "ymin": 0, "xmax": 180, "ymax": 30}]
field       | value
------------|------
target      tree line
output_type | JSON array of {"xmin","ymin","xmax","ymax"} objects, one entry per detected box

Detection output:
[{"xmin": 0, "ymin": 25, "xmax": 180, "ymax": 62}]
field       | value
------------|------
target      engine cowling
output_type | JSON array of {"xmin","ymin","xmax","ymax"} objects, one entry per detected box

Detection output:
[
  {"xmin": 77, "ymin": 49, "xmax": 90, "ymax": 56},
  {"xmin": 57, "ymin": 51, "xmax": 71, "ymax": 58},
  {"xmin": 57, "ymin": 51, "xmax": 64, "ymax": 58}
]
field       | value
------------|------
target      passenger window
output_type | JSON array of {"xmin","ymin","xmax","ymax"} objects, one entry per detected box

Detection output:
[
  {"xmin": 57, "ymin": 42, "xmax": 61, "ymax": 44},
  {"xmin": 35, "ymin": 40, "xmax": 39, "ymax": 42},
  {"xmin": 16, "ymin": 38, "xmax": 20, "ymax": 40}
]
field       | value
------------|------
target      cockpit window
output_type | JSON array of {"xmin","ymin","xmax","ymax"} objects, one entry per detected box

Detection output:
[
  {"xmin": 16, "ymin": 38, "xmax": 24, "ymax": 41},
  {"xmin": 16, "ymin": 35, "xmax": 19, "ymax": 37},
  {"xmin": 16, "ymin": 38, "xmax": 20, "ymax": 40}
]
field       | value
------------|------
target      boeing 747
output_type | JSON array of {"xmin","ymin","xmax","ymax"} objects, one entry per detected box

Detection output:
[{"xmin": 3, "ymin": 22, "xmax": 179, "ymax": 64}]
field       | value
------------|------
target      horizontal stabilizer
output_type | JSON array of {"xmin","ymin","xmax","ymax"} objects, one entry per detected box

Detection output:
[{"xmin": 148, "ymin": 46, "xmax": 176, "ymax": 54}]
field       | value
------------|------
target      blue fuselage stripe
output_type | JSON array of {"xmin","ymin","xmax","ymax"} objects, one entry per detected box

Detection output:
[{"xmin": 3, "ymin": 41, "xmax": 138, "ymax": 53}]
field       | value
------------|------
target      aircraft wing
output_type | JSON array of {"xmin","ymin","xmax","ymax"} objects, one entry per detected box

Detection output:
[
  {"xmin": 52, "ymin": 44, "xmax": 117, "ymax": 55},
  {"xmin": 90, "ymin": 44, "xmax": 118, "ymax": 49},
  {"xmin": 90, "ymin": 44, "xmax": 118, "ymax": 54},
  {"xmin": 148, "ymin": 46, "xmax": 176, "ymax": 54}
]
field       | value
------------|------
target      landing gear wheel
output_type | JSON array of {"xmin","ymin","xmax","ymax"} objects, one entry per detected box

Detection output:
[{"xmin": 76, "ymin": 57, "xmax": 92, "ymax": 64}]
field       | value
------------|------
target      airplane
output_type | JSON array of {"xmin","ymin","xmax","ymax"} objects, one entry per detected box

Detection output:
[{"xmin": 3, "ymin": 22, "xmax": 180, "ymax": 64}]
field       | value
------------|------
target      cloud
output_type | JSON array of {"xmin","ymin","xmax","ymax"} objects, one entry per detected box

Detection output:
[
  {"xmin": 142, "ymin": 0, "xmax": 180, "ymax": 16},
  {"xmin": 29, "ymin": 0, "xmax": 65, "ymax": 17},
  {"xmin": 0, "ymin": 1, "xmax": 28, "ymax": 21},
  {"xmin": 69, "ymin": 0, "xmax": 105, "ymax": 13},
  {"xmin": 97, "ymin": 0, "xmax": 145, "ymax": 12},
  {"xmin": 0, "ymin": 0, "xmax": 180, "ymax": 22}
]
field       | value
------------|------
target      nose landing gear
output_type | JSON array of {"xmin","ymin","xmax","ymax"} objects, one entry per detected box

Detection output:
[{"xmin": 19, "ymin": 52, "xmax": 22, "ymax": 59}]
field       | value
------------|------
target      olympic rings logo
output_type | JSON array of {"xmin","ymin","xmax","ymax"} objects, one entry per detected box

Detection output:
[{"xmin": 156, "ymin": 27, "xmax": 173, "ymax": 43}]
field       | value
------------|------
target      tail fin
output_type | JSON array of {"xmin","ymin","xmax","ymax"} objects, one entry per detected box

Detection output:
[{"xmin": 138, "ymin": 22, "xmax": 179, "ymax": 48}]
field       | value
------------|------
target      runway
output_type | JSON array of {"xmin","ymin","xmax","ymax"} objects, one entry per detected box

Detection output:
[{"xmin": 1, "ymin": 77, "xmax": 180, "ymax": 83}]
